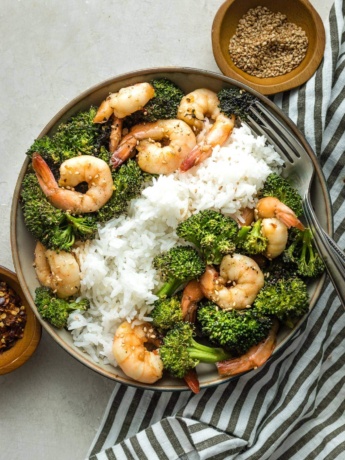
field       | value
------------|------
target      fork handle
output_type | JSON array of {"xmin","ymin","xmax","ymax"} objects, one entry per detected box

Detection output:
[
  {"xmin": 303, "ymin": 196, "xmax": 345, "ymax": 308},
  {"xmin": 320, "ymin": 228, "xmax": 345, "ymax": 267}
]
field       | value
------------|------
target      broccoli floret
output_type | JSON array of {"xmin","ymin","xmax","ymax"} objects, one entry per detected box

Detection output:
[
  {"xmin": 26, "ymin": 107, "xmax": 111, "ymax": 166},
  {"xmin": 153, "ymin": 246, "xmax": 205, "ymax": 298},
  {"xmin": 284, "ymin": 227, "xmax": 325, "ymax": 278},
  {"xmin": 126, "ymin": 78, "xmax": 184, "ymax": 125},
  {"xmin": 254, "ymin": 277, "xmax": 309, "ymax": 327},
  {"xmin": 260, "ymin": 173, "xmax": 303, "ymax": 217},
  {"xmin": 159, "ymin": 321, "xmax": 231, "ymax": 379},
  {"xmin": 218, "ymin": 87, "xmax": 258, "ymax": 120},
  {"xmin": 35, "ymin": 286, "xmax": 89, "ymax": 329},
  {"xmin": 197, "ymin": 302, "xmax": 273, "ymax": 356},
  {"xmin": 263, "ymin": 256, "xmax": 297, "ymax": 285},
  {"xmin": 96, "ymin": 159, "xmax": 148, "ymax": 222},
  {"xmin": 176, "ymin": 210, "xmax": 238, "ymax": 265},
  {"xmin": 150, "ymin": 295, "xmax": 183, "ymax": 331},
  {"xmin": 237, "ymin": 219, "xmax": 267, "ymax": 255},
  {"xmin": 20, "ymin": 172, "xmax": 98, "ymax": 251}
]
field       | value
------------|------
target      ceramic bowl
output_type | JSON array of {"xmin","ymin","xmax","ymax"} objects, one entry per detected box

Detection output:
[
  {"xmin": 11, "ymin": 67, "xmax": 331, "ymax": 390},
  {"xmin": 0, "ymin": 265, "xmax": 41, "ymax": 375},
  {"xmin": 212, "ymin": 0, "xmax": 326, "ymax": 95}
]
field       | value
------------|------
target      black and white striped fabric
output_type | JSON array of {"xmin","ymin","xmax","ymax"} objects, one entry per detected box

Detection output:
[{"xmin": 88, "ymin": 2, "xmax": 345, "ymax": 458}]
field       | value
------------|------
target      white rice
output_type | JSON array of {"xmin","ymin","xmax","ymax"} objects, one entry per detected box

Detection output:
[{"xmin": 67, "ymin": 125, "xmax": 284, "ymax": 365}]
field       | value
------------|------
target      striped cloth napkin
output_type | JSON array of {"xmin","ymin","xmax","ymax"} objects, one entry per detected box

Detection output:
[{"xmin": 88, "ymin": 2, "xmax": 345, "ymax": 458}]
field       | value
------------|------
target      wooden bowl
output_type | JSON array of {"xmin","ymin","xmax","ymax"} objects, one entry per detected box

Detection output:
[
  {"xmin": 212, "ymin": 0, "xmax": 326, "ymax": 95},
  {"xmin": 0, "ymin": 265, "xmax": 41, "ymax": 375}
]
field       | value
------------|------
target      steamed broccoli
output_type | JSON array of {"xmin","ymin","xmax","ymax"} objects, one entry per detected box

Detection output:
[
  {"xmin": 126, "ymin": 78, "xmax": 184, "ymax": 125},
  {"xmin": 96, "ymin": 159, "xmax": 148, "ymax": 222},
  {"xmin": 150, "ymin": 295, "xmax": 183, "ymax": 331},
  {"xmin": 237, "ymin": 219, "xmax": 268, "ymax": 255},
  {"xmin": 176, "ymin": 210, "xmax": 238, "ymax": 265},
  {"xmin": 254, "ymin": 276, "xmax": 309, "ymax": 327},
  {"xmin": 218, "ymin": 87, "xmax": 258, "ymax": 120},
  {"xmin": 197, "ymin": 302, "xmax": 273, "ymax": 356},
  {"xmin": 260, "ymin": 173, "xmax": 303, "ymax": 217},
  {"xmin": 35, "ymin": 286, "xmax": 89, "ymax": 329},
  {"xmin": 284, "ymin": 227, "xmax": 325, "ymax": 278},
  {"xmin": 26, "ymin": 106, "xmax": 111, "ymax": 166},
  {"xmin": 159, "ymin": 321, "xmax": 231, "ymax": 379},
  {"xmin": 153, "ymin": 246, "xmax": 205, "ymax": 298},
  {"xmin": 20, "ymin": 172, "xmax": 98, "ymax": 251}
]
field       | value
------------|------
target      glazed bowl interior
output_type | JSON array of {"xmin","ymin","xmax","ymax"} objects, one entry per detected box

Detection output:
[
  {"xmin": 212, "ymin": 0, "xmax": 326, "ymax": 95},
  {"xmin": 11, "ymin": 68, "xmax": 331, "ymax": 390}
]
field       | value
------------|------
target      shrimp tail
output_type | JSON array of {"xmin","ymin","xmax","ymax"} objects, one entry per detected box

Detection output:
[
  {"xmin": 184, "ymin": 368, "xmax": 200, "ymax": 393},
  {"xmin": 276, "ymin": 209, "xmax": 305, "ymax": 231},
  {"xmin": 110, "ymin": 134, "xmax": 137, "ymax": 168},
  {"xmin": 180, "ymin": 144, "xmax": 211, "ymax": 171},
  {"xmin": 109, "ymin": 116, "xmax": 123, "ymax": 153},
  {"xmin": 216, "ymin": 320, "xmax": 279, "ymax": 376},
  {"xmin": 93, "ymin": 99, "xmax": 114, "ymax": 123},
  {"xmin": 32, "ymin": 152, "xmax": 59, "ymax": 197}
]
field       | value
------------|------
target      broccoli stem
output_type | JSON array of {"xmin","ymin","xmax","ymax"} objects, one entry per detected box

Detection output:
[
  {"xmin": 188, "ymin": 339, "xmax": 231, "ymax": 363},
  {"xmin": 156, "ymin": 279, "xmax": 182, "ymax": 298}
]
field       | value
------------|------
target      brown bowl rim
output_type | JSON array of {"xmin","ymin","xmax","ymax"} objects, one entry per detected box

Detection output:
[{"xmin": 10, "ymin": 66, "xmax": 332, "ymax": 390}]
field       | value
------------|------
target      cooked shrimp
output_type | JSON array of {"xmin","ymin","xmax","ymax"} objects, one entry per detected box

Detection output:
[
  {"xmin": 112, "ymin": 321, "xmax": 163, "ymax": 384},
  {"xmin": 93, "ymin": 82, "xmax": 155, "ymax": 123},
  {"xmin": 181, "ymin": 279, "xmax": 204, "ymax": 322},
  {"xmin": 177, "ymin": 88, "xmax": 235, "ymax": 171},
  {"xmin": 34, "ymin": 241, "xmax": 80, "ymax": 298},
  {"xmin": 109, "ymin": 116, "xmax": 123, "ymax": 153},
  {"xmin": 261, "ymin": 217, "xmax": 288, "ymax": 259},
  {"xmin": 217, "ymin": 320, "xmax": 279, "ymax": 376},
  {"xmin": 200, "ymin": 254, "xmax": 264, "ymax": 310},
  {"xmin": 236, "ymin": 207, "xmax": 255, "ymax": 227},
  {"xmin": 111, "ymin": 119, "xmax": 196, "ymax": 174},
  {"xmin": 256, "ymin": 197, "xmax": 304, "ymax": 230},
  {"xmin": 32, "ymin": 153, "xmax": 113, "ymax": 214},
  {"xmin": 177, "ymin": 88, "xmax": 222, "ymax": 131}
]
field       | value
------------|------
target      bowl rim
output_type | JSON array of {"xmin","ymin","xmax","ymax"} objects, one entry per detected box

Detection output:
[
  {"xmin": 10, "ymin": 66, "xmax": 332, "ymax": 390},
  {"xmin": 0, "ymin": 265, "xmax": 41, "ymax": 375},
  {"xmin": 211, "ymin": 0, "xmax": 326, "ymax": 95}
]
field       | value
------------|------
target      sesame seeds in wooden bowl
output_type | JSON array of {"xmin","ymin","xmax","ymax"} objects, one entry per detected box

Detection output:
[
  {"xmin": 0, "ymin": 266, "xmax": 41, "ymax": 375},
  {"xmin": 212, "ymin": 0, "xmax": 326, "ymax": 95}
]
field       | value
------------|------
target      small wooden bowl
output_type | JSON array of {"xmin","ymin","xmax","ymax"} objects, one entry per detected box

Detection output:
[
  {"xmin": 212, "ymin": 0, "xmax": 326, "ymax": 95},
  {"xmin": 0, "ymin": 265, "xmax": 41, "ymax": 375}
]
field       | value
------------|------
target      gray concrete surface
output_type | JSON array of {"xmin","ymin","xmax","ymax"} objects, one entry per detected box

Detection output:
[{"xmin": 0, "ymin": 1, "xmax": 334, "ymax": 459}]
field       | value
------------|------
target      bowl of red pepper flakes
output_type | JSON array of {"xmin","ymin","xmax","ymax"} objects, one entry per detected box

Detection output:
[{"xmin": 0, "ymin": 265, "xmax": 41, "ymax": 375}]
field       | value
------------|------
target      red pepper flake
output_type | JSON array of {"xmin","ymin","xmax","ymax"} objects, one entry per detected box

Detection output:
[{"xmin": 0, "ymin": 281, "xmax": 27, "ymax": 353}]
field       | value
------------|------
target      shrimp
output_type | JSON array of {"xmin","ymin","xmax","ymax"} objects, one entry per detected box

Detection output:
[
  {"xmin": 217, "ymin": 320, "xmax": 279, "ymax": 376},
  {"xmin": 112, "ymin": 321, "xmax": 163, "ymax": 384},
  {"xmin": 109, "ymin": 116, "xmax": 123, "ymax": 153},
  {"xmin": 111, "ymin": 119, "xmax": 197, "ymax": 174},
  {"xmin": 32, "ymin": 153, "xmax": 114, "ymax": 214},
  {"xmin": 177, "ymin": 88, "xmax": 235, "ymax": 171},
  {"xmin": 256, "ymin": 197, "xmax": 305, "ymax": 231},
  {"xmin": 34, "ymin": 241, "xmax": 80, "ymax": 298},
  {"xmin": 177, "ymin": 88, "xmax": 222, "ymax": 131},
  {"xmin": 261, "ymin": 217, "xmax": 288, "ymax": 259},
  {"xmin": 181, "ymin": 279, "xmax": 204, "ymax": 322},
  {"xmin": 200, "ymin": 254, "xmax": 264, "ymax": 310},
  {"xmin": 236, "ymin": 207, "xmax": 255, "ymax": 227},
  {"xmin": 93, "ymin": 82, "xmax": 155, "ymax": 123}
]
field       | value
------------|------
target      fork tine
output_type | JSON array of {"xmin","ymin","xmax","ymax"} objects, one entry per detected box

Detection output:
[
  {"xmin": 253, "ymin": 102, "xmax": 304, "ymax": 156},
  {"xmin": 246, "ymin": 113, "xmax": 294, "ymax": 163}
]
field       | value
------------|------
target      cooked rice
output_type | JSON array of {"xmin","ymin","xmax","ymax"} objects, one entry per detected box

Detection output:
[{"xmin": 68, "ymin": 125, "xmax": 283, "ymax": 365}]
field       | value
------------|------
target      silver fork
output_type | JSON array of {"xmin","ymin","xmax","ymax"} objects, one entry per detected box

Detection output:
[{"xmin": 246, "ymin": 102, "xmax": 345, "ymax": 308}]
